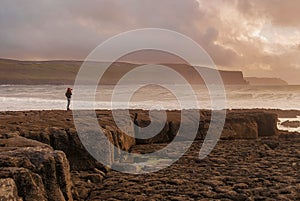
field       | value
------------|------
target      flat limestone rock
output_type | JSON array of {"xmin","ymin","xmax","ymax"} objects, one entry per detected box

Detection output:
[{"xmin": 0, "ymin": 109, "xmax": 285, "ymax": 200}]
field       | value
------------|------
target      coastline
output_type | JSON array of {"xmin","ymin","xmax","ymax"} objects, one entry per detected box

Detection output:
[
  {"xmin": 0, "ymin": 109, "xmax": 299, "ymax": 200},
  {"xmin": 2, "ymin": 108, "xmax": 300, "ymax": 117}
]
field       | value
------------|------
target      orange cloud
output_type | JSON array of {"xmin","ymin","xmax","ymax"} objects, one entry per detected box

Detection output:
[{"xmin": 0, "ymin": 0, "xmax": 299, "ymax": 83}]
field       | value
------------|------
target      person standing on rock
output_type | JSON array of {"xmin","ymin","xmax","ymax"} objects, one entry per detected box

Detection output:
[
  {"xmin": 65, "ymin": 88, "xmax": 72, "ymax": 111},
  {"xmin": 133, "ymin": 113, "xmax": 139, "ymax": 136}
]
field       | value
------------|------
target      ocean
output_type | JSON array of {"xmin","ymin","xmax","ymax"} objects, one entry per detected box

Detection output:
[
  {"xmin": 1, "ymin": 84, "xmax": 300, "ymax": 111},
  {"xmin": 1, "ymin": 84, "xmax": 300, "ymax": 132}
]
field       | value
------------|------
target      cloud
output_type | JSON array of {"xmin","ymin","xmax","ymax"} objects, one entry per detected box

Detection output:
[
  {"xmin": 0, "ymin": 0, "xmax": 300, "ymax": 83},
  {"xmin": 254, "ymin": 0, "xmax": 300, "ymax": 27}
]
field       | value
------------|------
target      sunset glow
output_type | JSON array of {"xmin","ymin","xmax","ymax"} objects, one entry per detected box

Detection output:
[{"xmin": 0, "ymin": 0, "xmax": 299, "ymax": 83}]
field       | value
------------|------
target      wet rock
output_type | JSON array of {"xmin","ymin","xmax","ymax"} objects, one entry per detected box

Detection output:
[
  {"xmin": 111, "ymin": 162, "xmax": 139, "ymax": 173},
  {"xmin": 281, "ymin": 120, "xmax": 300, "ymax": 128}
]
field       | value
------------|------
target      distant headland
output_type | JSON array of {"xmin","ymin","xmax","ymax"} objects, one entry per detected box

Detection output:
[
  {"xmin": 245, "ymin": 77, "xmax": 288, "ymax": 86},
  {"xmin": 0, "ymin": 58, "xmax": 287, "ymax": 85}
]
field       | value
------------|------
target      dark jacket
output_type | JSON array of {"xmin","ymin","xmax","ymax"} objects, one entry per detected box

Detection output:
[{"xmin": 65, "ymin": 90, "xmax": 72, "ymax": 99}]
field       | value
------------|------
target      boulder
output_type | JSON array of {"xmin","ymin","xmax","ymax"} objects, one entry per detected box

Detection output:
[
  {"xmin": 0, "ymin": 135, "xmax": 73, "ymax": 201},
  {"xmin": 199, "ymin": 111, "xmax": 278, "ymax": 140},
  {"xmin": 45, "ymin": 127, "xmax": 103, "ymax": 171},
  {"xmin": 0, "ymin": 178, "xmax": 23, "ymax": 201},
  {"xmin": 19, "ymin": 122, "xmax": 136, "ymax": 171},
  {"xmin": 221, "ymin": 119, "xmax": 258, "ymax": 140},
  {"xmin": 0, "ymin": 167, "xmax": 47, "ymax": 201},
  {"xmin": 133, "ymin": 110, "xmax": 278, "ymax": 143},
  {"xmin": 249, "ymin": 112, "xmax": 278, "ymax": 137}
]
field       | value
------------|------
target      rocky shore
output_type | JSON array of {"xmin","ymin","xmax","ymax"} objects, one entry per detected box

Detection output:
[{"xmin": 0, "ymin": 109, "xmax": 299, "ymax": 200}]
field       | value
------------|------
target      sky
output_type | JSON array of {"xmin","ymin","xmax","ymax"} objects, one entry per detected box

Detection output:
[{"xmin": 0, "ymin": 0, "xmax": 300, "ymax": 84}]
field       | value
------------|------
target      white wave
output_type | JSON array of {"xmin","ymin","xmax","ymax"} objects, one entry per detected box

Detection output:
[
  {"xmin": 278, "ymin": 117, "xmax": 300, "ymax": 133},
  {"xmin": 0, "ymin": 85, "xmax": 300, "ymax": 111}
]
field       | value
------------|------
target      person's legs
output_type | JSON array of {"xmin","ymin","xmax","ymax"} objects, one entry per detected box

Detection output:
[{"xmin": 67, "ymin": 98, "xmax": 71, "ymax": 110}]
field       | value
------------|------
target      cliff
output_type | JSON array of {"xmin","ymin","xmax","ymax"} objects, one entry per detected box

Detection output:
[
  {"xmin": 245, "ymin": 77, "xmax": 288, "ymax": 85},
  {"xmin": 0, "ymin": 59, "xmax": 248, "ymax": 85},
  {"xmin": 220, "ymin": 70, "xmax": 248, "ymax": 85}
]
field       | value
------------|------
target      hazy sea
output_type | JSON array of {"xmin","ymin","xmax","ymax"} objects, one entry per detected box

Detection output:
[
  {"xmin": 1, "ymin": 84, "xmax": 300, "ymax": 111},
  {"xmin": 1, "ymin": 84, "xmax": 300, "ymax": 132}
]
